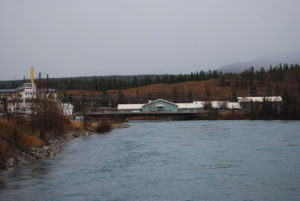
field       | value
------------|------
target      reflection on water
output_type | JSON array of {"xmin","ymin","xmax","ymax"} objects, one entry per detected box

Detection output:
[{"xmin": 0, "ymin": 120, "xmax": 300, "ymax": 201}]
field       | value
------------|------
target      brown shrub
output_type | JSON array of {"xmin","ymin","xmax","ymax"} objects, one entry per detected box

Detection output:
[
  {"xmin": 0, "ymin": 139, "xmax": 14, "ymax": 160},
  {"xmin": 19, "ymin": 133, "xmax": 45, "ymax": 148},
  {"xmin": 0, "ymin": 119, "xmax": 20, "ymax": 147},
  {"xmin": 96, "ymin": 121, "xmax": 112, "ymax": 133},
  {"xmin": 30, "ymin": 99, "xmax": 68, "ymax": 138},
  {"xmin": 0, "ymin": 119, "xmax": 45, "ymax": 160}
]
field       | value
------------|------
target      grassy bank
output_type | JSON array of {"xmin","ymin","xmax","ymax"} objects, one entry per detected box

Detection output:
[
  {"xmin": 0, "ymin": 116, "xmax": 116, "ymax": 169},
  {"xmin": 0, "ymin": 98, "xmax": 116, "ymax": 168}
]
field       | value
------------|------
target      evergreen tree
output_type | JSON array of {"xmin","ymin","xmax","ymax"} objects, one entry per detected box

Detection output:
[
  {"xmin": 155, "ymin": 76, "xmax": 161, "ymax": 84},
  {"xmin": 281, "ymin": 90, "xmax": 289, "ymax": 120},
  {"xmin": 132, "ymin": 76, "xmax": 138, "ymax": 87},
  {"xmin": 232, "ymin": 90, "xmax": 237, "ymax": 102},
  {"xmin": 101, "ymin": 90, "xmax": 109, "ymax": 106},
  {"xmin": 234, "ymin": 77, "xmax": 239, "ymax": 88},
  {"xmin": 205, "ymin": 85, "xmax": 211, "ymax": 97},
  {"xmin": 275, "ymin": 84, "xmax": 280, "ymax": 95},
  {"xmin": 147, "ymin": 93, "xmax": 152, "ymax": 100},
  {"xmin": 173, "ymin": 88, "xmax": 178, "ymax": 102},
  {"xmin": 267, "ymin": 81, "xmax": 272, "ymax": 96},
  {"xmin": 220, "ymin": 76, "xmax": 226, "ymax": 86},
  {"xmin": 118, "ymin": 90, "xmax": 126, "ymax": 104},
  {"xmin": 241, "ymin": 76, "xmax": 247, "ymax": 88},
  {"xmin": 188, "ymin": 90, "xmax": 193, "ymax": 102},
  {"xmin": 250, "ymin": 84, "xmax": 257, "ymax": 96},
  {"xmin": 250, "ymin": 100, "xmax": 255, "ymax": 120}
]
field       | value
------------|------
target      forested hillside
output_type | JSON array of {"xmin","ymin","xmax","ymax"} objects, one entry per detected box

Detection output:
[
  {"xmin": 49, "ymin": 64, "xmax": 300, "ymax": 93},
  {"xmin": 53, "ymin": 64, "xmax": 300, "ymax": 119}
]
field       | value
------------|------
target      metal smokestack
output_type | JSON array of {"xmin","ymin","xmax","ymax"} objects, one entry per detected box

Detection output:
[{"xmin": 30, "ymin": 67, "xmax": 34, "ymax": 84}]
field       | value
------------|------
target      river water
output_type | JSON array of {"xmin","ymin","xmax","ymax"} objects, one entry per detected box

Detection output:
[{"xmin": 0, "ymin": 121, "xmax": 300, "ymax": 201}]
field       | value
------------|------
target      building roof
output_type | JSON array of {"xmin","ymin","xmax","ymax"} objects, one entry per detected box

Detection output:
[
  {"xmin": 237, "ymin": 96, "xmax": 282, "ymax": 102},
  {"xmin": 117, "ymin": 99, "xmax": 243, "ymax": 111},
  {"xmin": 177, "ymin": 102, "xmax": 204, "ymax": 109},
  {"xmin": 118, "ymin": 104, "xmax": 144, "ymax": 110},
  {"xmin": 0, "ymin": 83, "xmax": 56, "ymax": 94},
  {"xmin": 43, "ymin": 88, "xmax": 56, "ymax": 92},
  {"xmin": 144, "ymin": 99, "xmax": 178, "ymax": 107},
  {"xmin": 0, "ymin": 86, "xmax": 24, "ymax": 93}
]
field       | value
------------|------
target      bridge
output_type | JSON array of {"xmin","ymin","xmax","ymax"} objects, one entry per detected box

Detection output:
[{"xmin": 79, "ymin": 111, "xmax": 202, "ymax": 121}]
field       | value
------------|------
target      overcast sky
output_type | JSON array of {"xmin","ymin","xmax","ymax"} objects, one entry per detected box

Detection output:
[{"xmin": 1, "ymin": 0, "xmax": 300, "ymax": 80}]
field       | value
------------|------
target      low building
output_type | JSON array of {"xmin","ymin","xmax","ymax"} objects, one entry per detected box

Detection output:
[
  {"xmin": 237, "ymin": 96, "xmax": 282, "ymax": 103},
  {"xmin": 117, "ymin": 99, "xmax": 241, "ymax": 113},
  {"xmin": 7, "ymin": 84, "xmax": 73, "ymax": 116},
  {"xmin": 61, "ymin": 103, "xmax": 74, "ymax": 116},
  {"xmin": 210, "ymin": 101, "xmax": 227, "ymax": 110},
  {"xmin": 202, "ymin": 101, "xmax": 241, "ymax": 112},
  {"xmin": 118, "ymin": 103, "xmax": 144, "ymax": 113},
  {"xmin": 118, "ymin": 99, "xmax": 180, "ymax": 113},
  {"xmin": 177, "ymin": 101, "xmax": 204, "ymax": 112},
  {"xmin": 143, "ymin": 99, "xmax": 178, "ymax": 112},
  {"xmin": 0, "ymin": 86, "xmax": 24, "ymax": 99},
  {"xmin": 227, "ymin": 102, "xmax": 242, "ymax": 111},
  {"xmin": 237, "ymin": 96, "xmax": 282, "ymax": 111},
  {"xmin": 2, "ymin": 68, "xmax": 72, "ymax": 116}
]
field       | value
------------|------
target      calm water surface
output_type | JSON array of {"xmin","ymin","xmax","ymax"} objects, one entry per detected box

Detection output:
[{"xmin": 0, "ymin": 121, "xmax": 300, "ymax": 201}]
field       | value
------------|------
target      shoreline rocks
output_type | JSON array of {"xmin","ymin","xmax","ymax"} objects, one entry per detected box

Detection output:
[{"xmin": 0, "ymin": 123, "xmax": 130, "ymax": 170}]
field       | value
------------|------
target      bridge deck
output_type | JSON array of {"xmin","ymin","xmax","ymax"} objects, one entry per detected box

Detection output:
[{"xmin": 77, "ymin": 111, "xmax": 202, "ymax": 120}]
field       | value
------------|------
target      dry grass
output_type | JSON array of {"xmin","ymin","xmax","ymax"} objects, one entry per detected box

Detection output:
[
  {"xmin": 69, "ymin": 120, "xmax": 82, "ymax": 130},
  {"xmin": 0, "ymin": 139, "xmax": 13, "ymax": 160},
  {"xmin": 0, "ymin": 118, "xmax": 45, "ymax": 160},
  {"xmin": 19, "ymin": 133, "xmax": 45, "ymax": 148},
  {"xmin": 0, "ymin": 118, "xmax": 18, "ymax": 140}
]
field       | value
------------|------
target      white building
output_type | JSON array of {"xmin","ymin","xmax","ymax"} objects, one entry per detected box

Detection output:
[
  {"xmin": 61, "ymin": 103, "xmax": 74, "ymax": 116},
  {"xmin": 5, "ymin": 68, "xmax": 73, "ymax": 116},
  {"xmin": 8, "ymin": 82, "xmax": 37, "ymax": 114},
  {"xmin": 237, "ymin": 96, "xmax": 282, "ymax": 110},
  {"xmin": 21, "ymin": 83, "xmax": 37, "ymax": 99},
  {"xmin": 237, "ymin": 96, "xmax": 282, "ymax": 103},
  {"xmin": 117, "ymin": 104, "xmax": 144, "ymax": 112},
  {"xmin": 117, "ymin": 99, "xmax": 241, "ymax": 113},
  {"xmin": 177, "ymin": 101, "xmax": 205, "ymax": 112},
  {"xmin": 7, "ymin": 82, "xmax": 73, "ymax": 116},
  {"xmin": 227, "ymin": 102, "xmax": 242, "ymax": 110}
]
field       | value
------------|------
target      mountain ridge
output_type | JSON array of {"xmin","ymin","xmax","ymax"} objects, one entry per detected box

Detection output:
[{"xmin": 218, "ymin": 50, "xmax": 300, "ymax": 73}]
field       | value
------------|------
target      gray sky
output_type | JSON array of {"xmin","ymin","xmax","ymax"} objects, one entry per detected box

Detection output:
[{"xmin": 1, "ymin": 0, "xmax": 300, "ymax": 80}]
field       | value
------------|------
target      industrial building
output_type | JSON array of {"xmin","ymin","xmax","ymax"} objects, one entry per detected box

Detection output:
[
  {"xmin": 117, "ymin": 96, "xmax": 283, "ymax": 113},
  {"xmin": 237, "ymin": 96, "xmax": 282, "ymax": 111},
  {"xmin": 0, "ymin": 68, "xmax": 73, "ymax": 116},
  {"xmin": 118, "ymin": 99, "xmax": 242, "ymax": 113}
]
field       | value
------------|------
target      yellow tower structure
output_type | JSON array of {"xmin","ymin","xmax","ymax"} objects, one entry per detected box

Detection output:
[{"xmin": 31, "ymin": 67, "xmax": 34, "ymax": 84}]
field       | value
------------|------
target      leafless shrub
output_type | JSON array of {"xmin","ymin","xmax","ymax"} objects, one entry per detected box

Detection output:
[{"xmin": 96, "ymin": 121, "xmax": 112, "ymax": 133}]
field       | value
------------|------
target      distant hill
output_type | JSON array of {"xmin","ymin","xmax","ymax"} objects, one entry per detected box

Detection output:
[{"xmin": 219, "ymin": 50, "xmax": 300, "ymax": 73}]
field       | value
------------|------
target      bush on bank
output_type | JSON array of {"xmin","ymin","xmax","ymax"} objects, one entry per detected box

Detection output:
[{"xmin": 96, "ymin": 121, "xmax": 112, "ymax": 133}]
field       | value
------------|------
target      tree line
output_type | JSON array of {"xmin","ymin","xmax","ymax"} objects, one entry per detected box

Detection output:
[
  {"xmin": 46, "ymin": 70, "xmax": 222, "ymax": 91},
  {"xmin": 44, "ymin": 64, "xmax": 300, "ymax": 94}
]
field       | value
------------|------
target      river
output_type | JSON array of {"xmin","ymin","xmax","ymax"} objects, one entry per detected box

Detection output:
[{"xmin": 0, "ymin": 120, "xmax": 300, "ymax": 201}]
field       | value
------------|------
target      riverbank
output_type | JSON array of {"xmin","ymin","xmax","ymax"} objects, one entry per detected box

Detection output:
[{"xmin": 0, "ymin": 123, "xmax": 129, "ymax": 169}]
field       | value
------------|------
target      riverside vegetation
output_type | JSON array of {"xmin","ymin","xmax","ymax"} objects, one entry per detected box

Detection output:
[{"xmin": 0, "ymin": 98, "xmax": 123, "ymax": 169}]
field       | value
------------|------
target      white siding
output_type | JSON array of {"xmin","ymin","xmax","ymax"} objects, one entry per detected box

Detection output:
[
  {"xmin": 117, "ymin": 104, "xmax": 144, "ymax": 110},
  {"xmin": 238, "ymin": 96, "xmax": 282, "ymax": 103}
]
